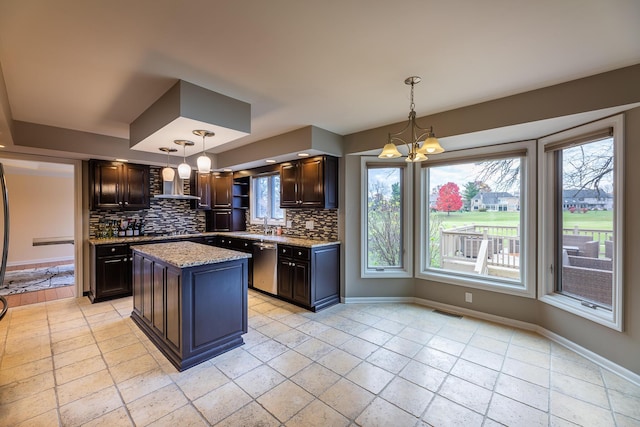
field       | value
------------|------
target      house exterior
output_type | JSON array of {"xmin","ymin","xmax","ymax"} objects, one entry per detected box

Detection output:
[
  {"xmin": 562, "ymin": 189, "xmax": 613, "ymax": 211},
  {"xmin": 470, "ymin": 191, "xmax": 520, "ymax": 212}
]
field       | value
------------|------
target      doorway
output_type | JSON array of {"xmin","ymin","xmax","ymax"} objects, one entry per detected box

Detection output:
[{"xmin": 0, "ymin": 158, "xmax": 77, "ymax": 307}]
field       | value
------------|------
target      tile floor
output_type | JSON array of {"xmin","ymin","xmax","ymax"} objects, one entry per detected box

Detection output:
[
  {"xmin": 2, "ymin": 285, "xmax": 75, "ymax": 308},
  {"xmin": 0, "ymin": 290, "xmax": 639, "ymax": 426}
]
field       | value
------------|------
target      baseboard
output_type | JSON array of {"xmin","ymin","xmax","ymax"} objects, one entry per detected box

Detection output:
[
  {"xmin": 343, "ymin": 295, "xmax": 640, "ymax": 387},
  {"xmin": 342, "ymin": 296, "xmax": 416, "ymax": 304},
  {"xmin": 7, "ymin": 256, "xmax": 74, "ymax": 269}
]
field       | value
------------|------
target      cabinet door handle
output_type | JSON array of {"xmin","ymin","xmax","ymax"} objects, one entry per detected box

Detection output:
[{"xmin": 104, "ymin": 259, "xmax": 121, "ymax": 264}]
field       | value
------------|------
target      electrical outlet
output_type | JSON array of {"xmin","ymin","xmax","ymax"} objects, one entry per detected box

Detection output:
[
  {"xmin": 305, "ymin": 220, "xmax": 314, "ymax": 230},
  {"xmin": 465, "ymin": 292, "xmax": 473, "ymax": 303},
  {"xmin": 286, "ymin": 220, "xmax": 292, "ymax": 228}
]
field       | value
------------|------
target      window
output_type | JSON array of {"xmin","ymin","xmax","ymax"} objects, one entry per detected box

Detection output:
[
  {"xmin": 250, "ymin": 173, "xmax": 285, "ymax": 225},
  {"xmin": 418, "ymin": 141, "xmax": 536, "ymax": 297},
  {"xmin": 361, "ymin": 157, "xmax": 413, "ymax": 278},
  {"xmin": 539, "ymin": 115, "xmax": 623, "ymax": 330}
]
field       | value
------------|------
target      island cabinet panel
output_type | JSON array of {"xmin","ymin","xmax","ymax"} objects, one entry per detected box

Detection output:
[
  {"xmin": 165, "ymin": 267, "xmax": 181, "ymax": 352},
  {"xmin": 141, "ymin": 257, "xmax": 153, "ymax": 325},
  {"xmin": 191, "ymin": 263, "xmax": 246, "ymax": 348},
  {"xmin": 152, "ymin": 262, "xmax": 165, "ymax": 336},
  {"xmin": 130, "ymin": 243, "xmax": 248, "ymax": 371}
]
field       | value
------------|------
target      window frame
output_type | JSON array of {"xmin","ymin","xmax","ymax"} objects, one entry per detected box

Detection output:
[
  {"xmin": 249, "ymin": 173, "xmax": 286, "ymax": 226},
  {"xmin": 416, "ymin": 140, "xmax": 537, "ymax": 298},
  {"xmin": 538, "ymin": 114, "xmax": 624, "ymax": 331},
  {"xmin": 361, "ymin": 156, "xmax": 413, "ymax": 278}
]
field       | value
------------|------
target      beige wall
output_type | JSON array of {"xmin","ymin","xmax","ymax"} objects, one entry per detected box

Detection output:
[
  {"xmin": 343, "ymin": 65, "xmax": 640, "ymax": 375},
  {"xmin": 5, "ymin": 172, "xmax": 74, "ymax": 266}
]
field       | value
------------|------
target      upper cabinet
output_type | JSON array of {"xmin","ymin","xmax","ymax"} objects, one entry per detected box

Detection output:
[
  {"xmin": 190, "ymin": 173, "xmax": 212, "ymax": 210},
  {"xmin": 90, "ymin": 160, "xmax": 150, "ymax": 210},
  {"xmin": 212, "ymin": 172, "xmax": 233, "ymax": 208},
  {"xmin": 280, "ymin": 156, "xmax": 338, "ymax": 209}
]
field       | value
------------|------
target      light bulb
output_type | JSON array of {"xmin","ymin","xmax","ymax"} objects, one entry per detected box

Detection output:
[
  {"xmin": 178, "ymin": 163, "xmax": 191, "ymax": 179},
  {"xmin": 197, "ymin": 154, "xmax": 211, "ymax": 173},
  {"xmin": 162, "ymin": 167, "xmax": 175, "ymax": 182}
]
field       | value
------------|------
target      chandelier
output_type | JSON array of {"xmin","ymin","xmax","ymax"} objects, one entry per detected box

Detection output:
[{"xmin": 378, "ymin": 76, "xmax": 445, "ymax": 162}]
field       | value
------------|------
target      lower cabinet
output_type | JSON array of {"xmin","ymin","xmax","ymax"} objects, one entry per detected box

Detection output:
[
  {"xmin": 90, "ymin": 244, "xmax": 132, "ymax": 302},
  {"xmin": 277, "ymin": 244, "xmax": 340, "ymax": 311}
]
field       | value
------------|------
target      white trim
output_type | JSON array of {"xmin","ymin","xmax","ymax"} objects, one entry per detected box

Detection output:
[
  {"xmin": 417, "ymin": 140, "xmax": 536, "ymax": 298},
  {"xmin": 7, "ymin": 256, "xmax": 74, "ymax": 267},
  {"xmin": 342, "ymin": 296, "xmax": 640, "ymax": 387},
  {"xmin": 360, "ymin": 157, "xmax": 413, "ymax": 278},
  {"xmin": 538, "ymin": 114, "xmax": 623, "ymax": 331},
  {"xmin": 249, "ymin": 174, "xmax": 286, "ymax": 226},
  {"xmin": 342, "ymin": 296, "xmax": 416, "ymax": 304}
]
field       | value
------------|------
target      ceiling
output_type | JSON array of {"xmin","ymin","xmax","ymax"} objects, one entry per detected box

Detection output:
[{"xmin": 0, "ymin": 0, "xmax": 639, "ymax": 160}]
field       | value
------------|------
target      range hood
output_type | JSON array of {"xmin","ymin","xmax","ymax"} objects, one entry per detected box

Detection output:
[{"xmin": 154, "ymin": 170, "xmax": 200, "ymax": 200}]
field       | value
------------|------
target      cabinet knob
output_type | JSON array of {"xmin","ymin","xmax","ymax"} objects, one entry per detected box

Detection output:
[
  {"xmin": 111, "ymin": 248, "xmax": 116, "ymax": 252},
  {"xmin": 298, "ymin": 251, "xmax": 302, "ymax": 256}
]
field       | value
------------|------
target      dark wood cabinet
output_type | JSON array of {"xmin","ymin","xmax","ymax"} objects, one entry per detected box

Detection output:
[
  {"xmin": 280, "ymin": 155, "xmax": 338, "ymax": 209},
  {"xmin": 90, "ymin": 160, "xmax": 150, "ymax": 210},
  {"xmin": 90, "ymin": 244, "xmax": 132, "ymax": 302},
  {"xmin": 277, "ymin": 252, "xmax": 310, "ymax": 305},
  {"xmin": 191, "ymin": 173, "xmax": 212, "ymax": 210},
  {"xmin": 212, "ymin": 172, "xmax": 233, "ymax": 208},
  {"xmin": 277, "ymin": 244, "xmax": 340, "ymax": 311},
  {"xmin": 131, "ymin": 246, "xmax": 248, "ymax": 371},
  {"xmin": 205, "ymin": 173, "xmax": 247, "ymax": 231}
]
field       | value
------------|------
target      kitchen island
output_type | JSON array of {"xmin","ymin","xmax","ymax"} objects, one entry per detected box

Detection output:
[{"xmin": 130, "ymin": 241, "xmax": 251, "ymax": 371}]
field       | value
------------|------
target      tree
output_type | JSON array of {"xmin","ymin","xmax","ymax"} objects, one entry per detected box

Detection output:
[
  {"xmin": 462, "ymin": 182, "xmax": 479, "ymax": 211},
  {"xmin": 436, "ymin": 182, "xmax": 463, "ymax": 215},
  {"xmin": 367, "ymin": 181, "xmax": 401, "ymax": 266}
]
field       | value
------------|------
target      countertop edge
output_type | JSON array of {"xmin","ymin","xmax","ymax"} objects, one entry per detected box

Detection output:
[{"xmin": 90, "ymin": 232, "xmax": 340, "ymax": 248}]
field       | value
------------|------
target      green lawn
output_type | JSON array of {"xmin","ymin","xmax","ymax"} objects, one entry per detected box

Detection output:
[{"xmin": 431, "ymin": 210, "xmax": 613, "ymax": 231}]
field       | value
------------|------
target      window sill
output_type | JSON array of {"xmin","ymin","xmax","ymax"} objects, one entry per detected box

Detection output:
[
  {"xmin": 539, "ymin": 293, "xmax": 621, "ymax": 331},
  {"xmin": 361, "ymin": 269, "xmax": 413, "ymax": 279},
  {"xmin": 416, "ymin": 270, "xmax": 535, "ymax": 298}
]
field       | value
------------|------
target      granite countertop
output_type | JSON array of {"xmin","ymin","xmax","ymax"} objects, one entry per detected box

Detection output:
[
  {"xmin": 89, "ymin": 232, "xmax": 209, "ymax": 246},
  {"xmin": 131, "ymin": 241, "xmax": 251, "ymax": 269},
  {"xmin": 90, "ymin": 231, "xmax": 340, "ymax": 248},
  {"xmin": 215, "ymin": 232, "xmax": 340, "ymax": 248}
]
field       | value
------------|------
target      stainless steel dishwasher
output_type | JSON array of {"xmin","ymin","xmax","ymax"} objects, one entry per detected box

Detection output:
[{"xmin": 252, "ymin": 242, "xmax": 278, "ymax": 295}]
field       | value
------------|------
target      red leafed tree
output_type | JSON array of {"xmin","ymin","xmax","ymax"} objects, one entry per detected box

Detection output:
[{"xmin": 436, "ymin": 182, "xmax": 463, "ymax": 215}]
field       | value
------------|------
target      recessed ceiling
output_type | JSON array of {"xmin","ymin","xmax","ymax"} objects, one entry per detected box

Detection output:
[{"xmin": 0, "ymin": 1, "xmax": 639, "ymax": 157}]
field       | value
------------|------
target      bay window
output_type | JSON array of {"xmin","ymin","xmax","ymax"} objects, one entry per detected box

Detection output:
[{"xmin": 539, "ymin": 115, "xmax": 623, "ymax": 330}]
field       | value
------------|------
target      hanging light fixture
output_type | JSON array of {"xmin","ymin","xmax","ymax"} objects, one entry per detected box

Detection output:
[
  {"xmin": 174, "ymin": 139, "xmax": 194, "ymax": 179},
  {"xmin": 158, "ymin": 147, "xmax": 178, "ymax": 181},
  {"xmin": 193, "ymin": 129, "xmax": 214, "ymax": 173},
  {"xmin": 379, "ymin": 76, "xmax": 445, "ymax": 162}
]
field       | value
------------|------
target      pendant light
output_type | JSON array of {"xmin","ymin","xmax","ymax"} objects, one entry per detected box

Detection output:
[
  {"xmin": 174, "ymin": 139, "xmax": 194, "ymax": 179},
  {"xmin": 158, "ymin": 147, "xmax": 178, "ymax": 181},
  {"xmin": 193, "ymin": 129, "xmax": 214, "ymax": 173},
  {"xmin": 379, "ymin": 76, "xmax": 445, "ymax": 162}
]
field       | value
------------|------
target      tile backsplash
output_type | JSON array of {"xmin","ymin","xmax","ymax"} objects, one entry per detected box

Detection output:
[
  {"xmin": 246, "ymin": 209, "xmax": 339, "ymax": 241},
  {"xmin": 90, "ymin": 166, "xmax": 339, "ymax": 241},
  {"xmin": 89, "ymin": 167, "xmax": 206, "ymax": 238}
]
